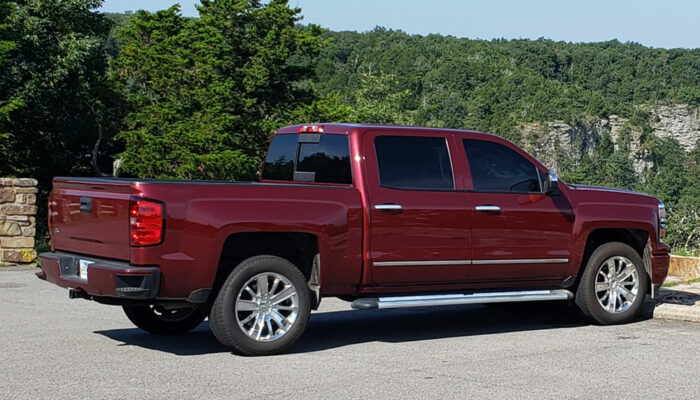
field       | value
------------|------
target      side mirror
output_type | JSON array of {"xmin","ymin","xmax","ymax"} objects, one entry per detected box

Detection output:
[{"xmin": 543, "ymin": 171, "xmax": 559, "ymax": 194}]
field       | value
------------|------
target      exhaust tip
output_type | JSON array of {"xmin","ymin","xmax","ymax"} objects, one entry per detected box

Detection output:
[{"xmin": 68, "ymin": 288, "xmax": 91, "ymax": 300}]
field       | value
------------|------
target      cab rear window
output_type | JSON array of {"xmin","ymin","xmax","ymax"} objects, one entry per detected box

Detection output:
[{"xmin": 262, "ymin": 134, "xmax": 352, "ymax": 184}]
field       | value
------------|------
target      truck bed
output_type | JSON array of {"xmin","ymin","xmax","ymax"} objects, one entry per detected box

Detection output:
[{"xmin": 49, "ymin": 176, "xmax": 364, "ymax": 297}]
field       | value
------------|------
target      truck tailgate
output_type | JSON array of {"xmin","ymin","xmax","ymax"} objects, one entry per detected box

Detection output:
[{"xmin": 50, "ymin": 179, "xmax": 134, "ymax": 261}]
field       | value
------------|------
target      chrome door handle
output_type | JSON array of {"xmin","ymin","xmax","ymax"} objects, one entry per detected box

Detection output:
[
  {"xmin": 374, "ymin": 204, "xmax": 403, "ymax": 211},
  {"xmin": 475, "ymin": 205, "xmax": 501, "ymax": 212}
]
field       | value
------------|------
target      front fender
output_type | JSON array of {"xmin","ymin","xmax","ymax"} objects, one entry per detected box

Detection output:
[{"xmin": 568, "ymin": 202, "xmax": 659, "ymax": 277}]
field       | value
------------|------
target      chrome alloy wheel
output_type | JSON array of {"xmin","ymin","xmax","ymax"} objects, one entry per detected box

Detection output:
[
  {"xmin": 235, "ymin": 272, "xmax": 299, "ymax": 342},
  {"xmin": 594, "ymin": 256, "xmax": 639, "ymax": 314}
]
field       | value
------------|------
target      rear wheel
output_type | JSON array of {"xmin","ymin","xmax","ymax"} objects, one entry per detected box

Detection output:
[
  {"xmin": 209, "ymin": 255, "xmax": 311, "ymax": 356},
  {"xmin": 575, "ymin": 242, "xmax": 648, "ymax": 324},
  {"xmin": 122, "ymin": 304, "xmax": 206, "ymax": 334}
]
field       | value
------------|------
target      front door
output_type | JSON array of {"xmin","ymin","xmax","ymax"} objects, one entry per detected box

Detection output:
[
  {"xmin": 364, "ymin": 131, "xmax": 472, "ymax": 285},
  {"xmin": 461, "ymin": 138, "xmax": 573, "ymax": 282}
]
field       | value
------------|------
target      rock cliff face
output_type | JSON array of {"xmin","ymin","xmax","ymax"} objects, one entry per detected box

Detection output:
[
  {"xmin": 650, "ymin": 105, "xmax": 700, "ymax": 152},
  {"xmin": 519, "ymin": 104, "xmax": 699, "ymax": 174}
]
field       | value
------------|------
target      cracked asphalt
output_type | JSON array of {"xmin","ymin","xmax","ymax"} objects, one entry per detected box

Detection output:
[{"xmin": 1, "ymin": 267, "xmax": 698, "ymax": 399}]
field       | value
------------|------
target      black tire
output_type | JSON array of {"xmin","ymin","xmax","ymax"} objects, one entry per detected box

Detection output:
[
  {"xmin": 575, "ymin": 242, "xmax": 648, "ymax": 325},
  {"xmin": 209, "ymin": 255, "xmax": 311, "ymax": 356},
  {"xmin": 122, "ymin": 305, "xmax": 206, "ymax": 335}
]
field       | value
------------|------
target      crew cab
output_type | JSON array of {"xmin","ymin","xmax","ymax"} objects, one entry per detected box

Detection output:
[{"xmin": 38, "ymin": 124, "xmax": 671, "ymax": 355}]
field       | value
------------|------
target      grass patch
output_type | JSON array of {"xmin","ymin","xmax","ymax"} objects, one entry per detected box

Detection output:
[
  {"xmin": 671, "ymin": 249, "xmax": 700, "ymax": 257},
  {"xmin": 663, "ymin": 277, "xmax": 700, "ymax": 287}
]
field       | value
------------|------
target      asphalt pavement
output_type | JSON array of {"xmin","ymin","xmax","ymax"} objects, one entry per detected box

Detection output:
[{"xmin": 1, "ymin": 267, "xmax": 698, "ymax": 400}]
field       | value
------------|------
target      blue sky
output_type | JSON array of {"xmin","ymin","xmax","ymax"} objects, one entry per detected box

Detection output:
[{"xmin": 100, "ymin": 0, "xmax": 700, "ymax": 49}]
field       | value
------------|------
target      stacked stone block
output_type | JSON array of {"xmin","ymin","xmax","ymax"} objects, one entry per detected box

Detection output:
[{"xmin": 0, "ymin": 178, "xmax": 38, "ymax": 264}]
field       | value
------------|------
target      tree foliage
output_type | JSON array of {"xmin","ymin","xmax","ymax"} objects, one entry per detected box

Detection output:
[
  {"xmin": 112, "ymin": 0, "xmax": 323, "ymax": 180},
  {"xmin": 315, "ymin": 29, "xmax": 700, "ymax": 139},
  {"xmin": 0, "ymin": 0, "xmax": 116, "ymax": 182},
  {"xmin": 0, "ymin": 3, "xmax": 698, "ymax": 253},
  {"xmin": 313, "ymin": 29, "xmax": 699, "ymax": 252},
  {"xmin": 0, "ymin": 0, "xmax": 19, "ymax": 153}
]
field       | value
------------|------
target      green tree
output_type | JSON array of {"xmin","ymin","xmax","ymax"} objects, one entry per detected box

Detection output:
[
  {"xmin": 0, "ymin": 0, "xmax": 115, "ymax": 181},
  {"xmin": 601, "ymin": 151, "xmax": 636, "ymax": 189},
  {"xmin": 641, "ymin": 137, "xmax": 687, "ymax": 207},
  {"xmin": 113, "ymin": 0, "xmax": 324, "ymax": 180},
  {"xmin": 665, "ymin": 141, "xmax": 700, "ymax": 253},
  {"xmin": 349, "ymin": 72, "xmax": 415, "ymax": 125},
  {"xmin": 0, "ymin": 0, "xmax": 20, "ymax": 150}
]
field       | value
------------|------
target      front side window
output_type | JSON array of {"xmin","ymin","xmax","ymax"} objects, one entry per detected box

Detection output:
[
  {"xmin": 375, "ymin": 136, "xmax": 454, "ymax": 190},
  {"xmin": 463, "ymin": 139, "xmax": 541, "ymax": 193},
  {"xmin": 262, "ymin": 134, "xmax": 352, "ymax": 184}
]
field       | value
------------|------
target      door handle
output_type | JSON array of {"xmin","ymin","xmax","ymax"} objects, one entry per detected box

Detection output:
[
  {"xmin": 374, "ymin": 204, "xmax": 403, "ymax": 212},
  {"xmin": 475, "ymin": 205, "xmax": 501, "ymax": 213}
]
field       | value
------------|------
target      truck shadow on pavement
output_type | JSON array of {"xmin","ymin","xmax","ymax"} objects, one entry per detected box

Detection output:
[
  {"xmin": 294, "ymin": 302, "xmax": 594, "ymax": 353},
  {"xmin": 94, "ymin": 301, "xmax": 628, "ymax": 356}
]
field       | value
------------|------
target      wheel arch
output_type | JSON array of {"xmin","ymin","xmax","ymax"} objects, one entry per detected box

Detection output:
[
  {"xmin": 209, "ymin": 232, "xmax": 321, "ymax": 310},
  {"xmin": 574, "ymin": 227, "xmax": 652, "ymax": 292}
]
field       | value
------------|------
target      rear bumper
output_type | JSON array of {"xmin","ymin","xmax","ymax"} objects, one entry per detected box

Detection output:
[{"xmin": 38, "ymin": 252, "xmax": 160, "ymax": 300}]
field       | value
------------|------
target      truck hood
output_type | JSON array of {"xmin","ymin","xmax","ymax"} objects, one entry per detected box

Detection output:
[
  {"xmin": 567, "ymin": 184, "xmax": 659, "ymax": 205},
  {"xmin": 571, "ymin": 184, "xmax": 642, "ymax": 195}
]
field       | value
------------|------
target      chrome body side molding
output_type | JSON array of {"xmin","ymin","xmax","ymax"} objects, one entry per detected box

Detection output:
[
  {"xmin": 374, "ymin": 258, "xmax": 569, "ymax": 267},
  {"xmin": 373, "ymin": 260, "xmax": 472, "ymax": 267},
  {"xmin": 471, "ymin": 258, "xmax": 569, "ymax": 265}
]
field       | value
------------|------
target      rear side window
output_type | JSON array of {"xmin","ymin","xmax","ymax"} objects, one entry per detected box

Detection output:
[
  {"xmin": 262, "ymin": 134, "xmax": 297, "ymax": 181},
  {"xmin": 463, "ymin": 139, "xmax": 541, "ymax": 193},
  {"xmin": 262, "ymin": 134, "xmax": 352, "ymax": 184},
  {"xmin": 374, "ymin": 136, "xmax": 454, "ymax": 190}
]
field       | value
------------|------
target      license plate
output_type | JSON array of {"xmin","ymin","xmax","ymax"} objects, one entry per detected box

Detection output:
[{"xmin": 79, "ymin": 260, "xmax": 93, "ymax": 281}]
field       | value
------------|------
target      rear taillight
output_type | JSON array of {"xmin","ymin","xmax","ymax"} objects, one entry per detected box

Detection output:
[
  {"xmin": 658, "ymin": 202, "xmax": 666, "ymax": 240},
  {"xmin": 129, "ymin": 198, "xmax": 164, "ymax": 246}
]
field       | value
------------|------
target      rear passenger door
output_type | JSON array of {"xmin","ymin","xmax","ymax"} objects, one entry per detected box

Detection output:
[
  {"xmin": 461, "ymin": 138, "xmax": 573, "ymax": 282},
  {"xmin": 364, "ymin": 131, "xmax": 473, "ymax": 285}
]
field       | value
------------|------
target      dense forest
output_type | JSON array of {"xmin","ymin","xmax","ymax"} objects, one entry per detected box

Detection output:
[{"xmin": 0, "ymin": 0, "xmax": 698, "ymax": 253}]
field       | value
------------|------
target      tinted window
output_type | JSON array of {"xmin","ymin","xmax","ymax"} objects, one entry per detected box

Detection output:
[
  {"xmin": 463, "ymin": 139, "xmax": 541, "ymax": 192},
  {"xmin": 375, "ymin": 136, "xmax": 454, "ymax": 190},
  {"xmin": 262, "ymin": 133, "xmax": 352, "ymax": 184},
  {"xmin": 297, "ymin": 134, "xmax": 352, "ymax": 184},
  {"xmin": 262, "ymin": 134, "xmax": 297, "ymax": 181}
]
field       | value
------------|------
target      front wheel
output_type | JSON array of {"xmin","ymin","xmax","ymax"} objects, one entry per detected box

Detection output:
[
  {"xmin": 122, "ymin": 305, "xmax": 206, "ymax": 335},
  {"xmin": 575, "ymin": 242, "xmax": 648, "ymax": 325},
  {"xmin": 209, "ymin": 255, "xmax": 311, "ymax": 356}
]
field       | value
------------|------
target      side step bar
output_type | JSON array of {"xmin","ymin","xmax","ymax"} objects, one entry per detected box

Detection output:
[{"xmin": 351, "ymin": 289, "xmax": 574, "ymax": 310}]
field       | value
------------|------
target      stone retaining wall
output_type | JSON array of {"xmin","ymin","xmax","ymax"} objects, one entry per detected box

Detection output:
[
  {"xmin": 669, "ymin": 255, "xmax": 700, "ymax": 279},
  {"xmin": 0, "ymin": 178, "xmax": 38, "ymax": 265}
]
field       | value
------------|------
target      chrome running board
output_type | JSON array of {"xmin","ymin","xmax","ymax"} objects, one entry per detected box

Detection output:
[{"xmin": 351, "ymin": 289, "xmax": 574, "ymax": 310}]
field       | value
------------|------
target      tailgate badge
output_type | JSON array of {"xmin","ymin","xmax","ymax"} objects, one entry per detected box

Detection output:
[{"xmin": 79, "ymin": 197, "xmax": 93, "ymax": 212}]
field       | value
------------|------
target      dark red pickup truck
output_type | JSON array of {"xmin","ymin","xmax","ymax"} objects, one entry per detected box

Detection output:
[{"xmin": 38, "ymin": 123, "xmax": 670, "ymax": 355}]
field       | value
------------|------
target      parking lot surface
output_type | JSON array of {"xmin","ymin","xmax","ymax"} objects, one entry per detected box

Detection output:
[{"xmin": 1, "ymin": 267, "xmax": 698, "ymax": 399}]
